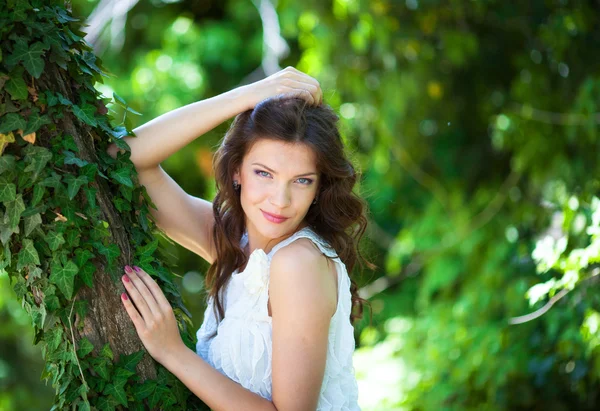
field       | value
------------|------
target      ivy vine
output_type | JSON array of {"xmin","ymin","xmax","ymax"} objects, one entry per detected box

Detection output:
[{"xmin": 1, "ymin": 1, "xmax": 207, "ymax": 409}]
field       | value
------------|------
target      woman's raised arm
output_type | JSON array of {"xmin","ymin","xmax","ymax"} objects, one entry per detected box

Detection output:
[
  {"xmin": 109, "ymin": 87, "xmax": 251, "ymax": 171},
  {"xmin": 108, "ymin": 66, "xmax": 322, "ymax": 171}
]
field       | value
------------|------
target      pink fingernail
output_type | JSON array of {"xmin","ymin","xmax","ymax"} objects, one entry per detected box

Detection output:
[
  {"xmin": 133, "ymin": 266, "xmax": 141, "ymax": 273},
  {"xmin": 125, "ymin": 265, "xmax": 133, "ymax": 273},
  {"xmin": 122, "ymin": 293, "xmax": 128, "ymax": 300}
]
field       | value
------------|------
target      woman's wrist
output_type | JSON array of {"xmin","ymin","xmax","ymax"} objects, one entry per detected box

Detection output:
[{"xmin": 229, "ymin": 83, "xmax": 260, "ymax": 112}]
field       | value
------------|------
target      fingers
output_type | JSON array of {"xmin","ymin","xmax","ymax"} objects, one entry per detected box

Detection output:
[
  {"xmin": 121, "ymin": 291, "xmax": 144, "ymax": 332},
  {"xmin": 281, "ymin": 81, "xmax": 319, "ymax": 106},
  {"xmin": 279, "ymin": 67, "xmax": 322, "ymax": 105},
  {"xmin": 122, "ymin": 266, "xmax": 160, "ymax": 321},
  {"xmin": 131, "ymin": 266, "xmax": 171, "ymax": 310}
]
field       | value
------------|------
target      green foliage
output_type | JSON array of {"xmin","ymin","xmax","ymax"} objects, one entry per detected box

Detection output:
[{"xmin": 0, "ymin": 1, "xmax": 208, "ymax": 409}]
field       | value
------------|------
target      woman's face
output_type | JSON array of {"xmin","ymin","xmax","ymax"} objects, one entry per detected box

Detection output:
[{"xmin": 233, "ymin": 139, "xmax": 319, "ymax": 242}]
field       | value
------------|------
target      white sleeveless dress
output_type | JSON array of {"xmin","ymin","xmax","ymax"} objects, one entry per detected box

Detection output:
[{"xmin": 195, "ymin": 226, "xmax": 361, "ymax": 410}]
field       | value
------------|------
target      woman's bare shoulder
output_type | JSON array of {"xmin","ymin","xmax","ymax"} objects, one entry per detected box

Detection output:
[{"xmin": 269, "ymin": 238, "xmax": 338, "ymax": 314}]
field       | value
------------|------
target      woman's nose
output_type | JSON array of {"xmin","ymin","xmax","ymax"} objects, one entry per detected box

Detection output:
[{"xmin": 269, "ymin": 185, "xmax": 291, "ymax": 208}]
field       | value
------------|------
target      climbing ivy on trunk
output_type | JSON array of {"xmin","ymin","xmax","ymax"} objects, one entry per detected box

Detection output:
[{"xmin": 0, "ymin": 1, "xmax": 209, "ymax": 409}]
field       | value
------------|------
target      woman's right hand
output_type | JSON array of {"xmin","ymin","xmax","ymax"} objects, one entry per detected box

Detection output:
[{"xmin": 243, "ymin": 66, "xmax": 323, "ymax": 108}]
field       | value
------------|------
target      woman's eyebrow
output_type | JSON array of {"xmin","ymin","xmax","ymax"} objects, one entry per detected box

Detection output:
[{"xmin": 251, "ymin": 162, "xmax": 317, "ymax": 178}]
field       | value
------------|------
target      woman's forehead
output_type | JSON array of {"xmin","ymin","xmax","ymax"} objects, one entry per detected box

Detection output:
[{"xmin": 244, "ymin": 140, "xmax": 317, "ymax": 171}]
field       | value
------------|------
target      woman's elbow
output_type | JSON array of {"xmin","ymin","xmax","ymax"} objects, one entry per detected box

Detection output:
[{"xmin": 106, "ymin": 142, "xmax": 122, "ymax": 159}]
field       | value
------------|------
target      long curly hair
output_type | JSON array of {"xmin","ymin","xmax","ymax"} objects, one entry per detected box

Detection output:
[{"xmin": 205, "ymin": 95, "xmax": 374, "ymax": 335}]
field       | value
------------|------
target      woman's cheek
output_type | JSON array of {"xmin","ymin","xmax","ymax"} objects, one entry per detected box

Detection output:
[{"xmin": 244, "ymin": 178, "xmax": 267, "ymax": 202}]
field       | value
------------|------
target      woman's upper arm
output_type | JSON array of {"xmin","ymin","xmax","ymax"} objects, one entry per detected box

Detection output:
[
  {"xmin": 269, "ymin": 241, "xmax": 337, "ymax": 411},
  {"xmin": 136, "ymin": 165, "xmax": 216, "ymax": 263}
]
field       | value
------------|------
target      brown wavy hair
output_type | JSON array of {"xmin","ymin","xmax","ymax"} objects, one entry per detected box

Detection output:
[{"xmin": 205, "ymin": 95, "xmax": 374, "ymax": 336}]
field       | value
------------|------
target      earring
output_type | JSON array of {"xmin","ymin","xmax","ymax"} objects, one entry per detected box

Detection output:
[
  {"xmin": 312, "ymin": 197, "xmax": 317, "ymax": 205},
  {"xmin": 233, "ymin": 180, "xmax": 240, "ymax": 190}
]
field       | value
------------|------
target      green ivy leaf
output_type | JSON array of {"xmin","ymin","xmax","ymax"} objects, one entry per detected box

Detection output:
[
  {"xmin": 46, "ymin": 231, "xmax": 66, "ymax": 251},
  {"xmin": 0, "ymin": 113, "xmax": 27, "ymax": 133},
  {"xmin": 54, "ymin": 6, "xmax": 80, "ymax": 23},
  {"xmin": 64, "ymin": 174, "xmax": 88, "ymax": 200},
  {"xmin": 147, "ymin": 385, "xmax": 163, "ymax": 409},
  {"xmin": 0, "ymin": 178, "xmax": 17, "ymax": 202},
  {"xmin": 95, "ymin": 396, "xmax": 117, "ymax": 411},
  {"xmin": 100, "ymin": 343, "xmax": 113, "ymax": 360},
  {"xmin": 74, "ymin": 248, "xmax": 95, "ymax": 267},
  {"xmin": 112, "ymin": 92, "xmax": 128, "ymax": 108},
  {"xmin": 77, "ymin": 337, "xmax": 94, "ymax": 358},
  {"xmin": 23, "ymin": 145, "xmax": 52, "ymax": 180},
  {"xmin": 0, "ymin": 213, "xmax": 19, "ymax": 246},
  {"xmin": 5, "ymin": 193, "xmax": 25, "ymax": 229},
  {"xmin": 50, "ymin": 259, "xmax": 78, "ymax": 299},
  {"xmin": 56, "ymin": 92, "xmax": 72, "ymax": 106},
  {"xmin": 119, "ymin": 184, "xmax": 133, "ymax": 202},
  {"xmin": 113, "ymin": 367, "xmax": 135, "ymax": 381},
  {"xmin": 79, "ymin": 262, "xmax": 95, "ymax": 288},
  {"xmin": 46, "ymin": 341, "xmax": 65, "ymax": 362},
  {"xmin": 81, "ymin": 163, "xmax": 98, "ymax": 180},
  {"xmin": 45, "ymin": 295, "xmax": 60, "ymax": 313},
  {"xmin": 103, "ymin": 381, "xmax": 127, "ymax": 407},
  {"xmin": 24, "ymin": 212, "xmax": 42, "ymax": 236},
  {"xmin": 63, "ymin": 150, "xmax": 89, "ymax": 167},
  {"xmin": 110, "ymin": 167, "xmax": 133, "ymax": 188},
  {"xmin": 65, "ymin": 382, "xmax": 88, "ymax": 404},
  {"xmin": 44, "ymin": 326, "xmax": 64, "ymax": 353},
  {"xmin": 169, "ymin": 377, "xmax": 190, "ymax": 405},
  {"xmin": 45, "ymin": 90, "xmax": 59, "ymax": 106},
  {"xmin": 79, "ymin": 387, "xmax": 91, "ymax": 409},
  {"xmin": 12, "ymin": 275, "xmax": 26, "ymax": 299},
  {"xmin": 31, "ymin": 184, "xmax": 45, "ymax": 206},
  {"xmin": 156, "ymin": 386, "xmax": 177, "ymax": 408},
  {"xmin": 82, "ymin": 51, "xmax": 104, "ymax": 75},
  {"xmin": 131, "ymin": 379, "xmax": 156, "ymax": 401},
  {"xmin": 137, "ymin": 239, "xmax": 158, "ymax": 258},
  {"xmin": 112, "ymin": 197, "xmax": 130, "ymax": 213},
  {"xmin": 10, "ymin": 0, "xmax": 28, "ymax": 22},
  {"xmin": 84, "ymin": 186, "xmax": 98, "ymax": 213},
  {"xmin": 116, "ymin": 350, "xmax": 145, "ymax": 372},
  {"xmin": 0, "ymin": 239, "xmax": 12, "ymax": 267},
  {"xmin": 65, "ymin": 229, "xmax": 80, "ymax": 248},
  {"xmin": 5, "ymin": 72, "xmax": 28, "ymax": 100},
  {"xmin": 90, "ymin": 221, "xmax": 110, "ymax": 241},
  {"xmin": 30, "ymin": 304, "xmax": 46, "ymax": 331},
  {"xmin": 93, "ymin": 242, "xmax": 120, "ymax": 266},
  {"xmin": 0, "ymin": 155, "xmax": 16, "ymax": 174},
  {"xmin": 23, "ymin": 109, "xmax": 52, "ymax": 135},
  {"xmin": 72, "ymin": 104, "xmax": 98, "ymax": 127},
  {"xmin": 17, "ymin": 239, "xmax": 40, "ymax": 270},
  {"xmin": 6, "ymin": 39, "xmax": 49, "ymax": 79}
]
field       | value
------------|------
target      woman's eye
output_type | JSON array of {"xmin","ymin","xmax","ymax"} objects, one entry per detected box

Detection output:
[
  {"xmin": 255, "ymin": 170, "xmax": 271, "ymax": 178},
  {"xmin": 297, "ymin": 178, "xmax": 313, "ymax": 185}
]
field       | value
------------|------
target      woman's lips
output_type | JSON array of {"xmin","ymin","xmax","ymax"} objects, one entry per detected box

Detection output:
[{"xmin": 261, "ymin": 210, "xmax": 289, "ymax": 224}]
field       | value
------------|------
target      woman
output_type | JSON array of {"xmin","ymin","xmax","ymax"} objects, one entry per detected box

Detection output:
[{"xmin": 110, "ymin": 66, "xmax": 371, "ymax": 410}]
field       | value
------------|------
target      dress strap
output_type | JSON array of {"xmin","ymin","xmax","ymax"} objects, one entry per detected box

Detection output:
[{"xmin": 267, "ymin": 226, "xmax": 339, "ymax": 259}]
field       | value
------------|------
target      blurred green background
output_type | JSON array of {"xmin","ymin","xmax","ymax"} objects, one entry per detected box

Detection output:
[{"xmin": 2, "ymin": 0, "xmax": 600, "ymax": 409}]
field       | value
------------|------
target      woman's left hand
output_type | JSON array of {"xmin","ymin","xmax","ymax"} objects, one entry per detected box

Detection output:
[{"xmin": 120, "ymin": 265, "xmax": 185, "ymax": 365}]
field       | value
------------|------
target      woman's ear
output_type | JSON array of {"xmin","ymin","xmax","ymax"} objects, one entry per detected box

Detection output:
[{"xmin": 233, "ymin": 168, "xmax": 240, "ymax": 182}]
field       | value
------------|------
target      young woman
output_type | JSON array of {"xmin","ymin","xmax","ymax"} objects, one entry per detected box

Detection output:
[{"xmin": 109, "ymin": 67, "xmax": 370, "ymax": 410}]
